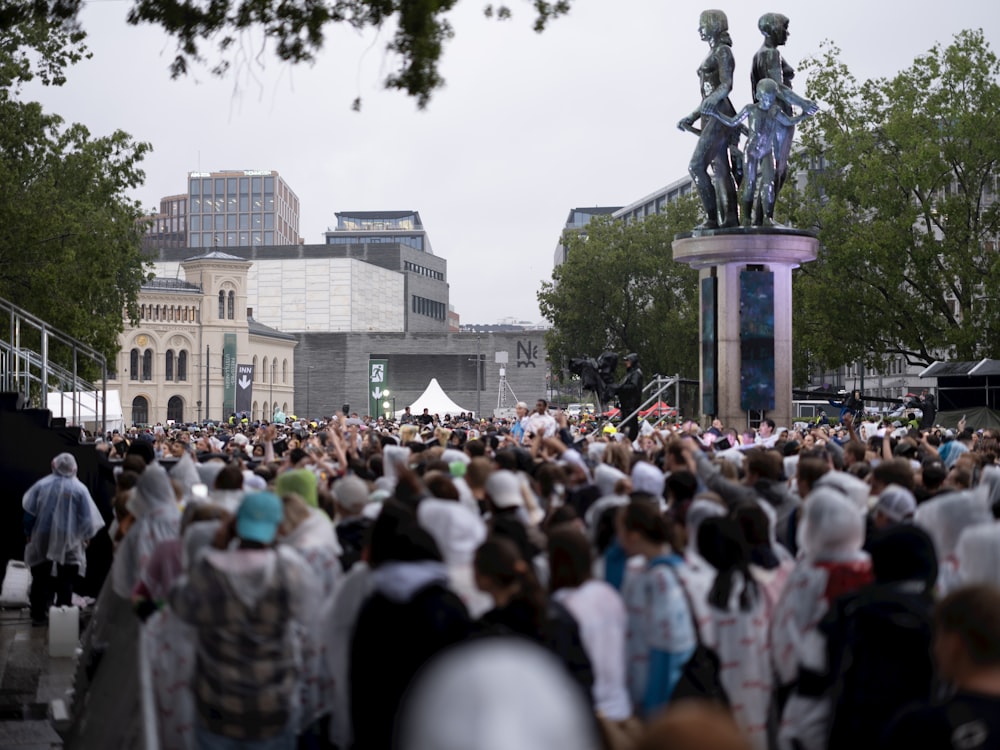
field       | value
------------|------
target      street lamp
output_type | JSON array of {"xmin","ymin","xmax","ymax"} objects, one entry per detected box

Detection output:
[{"xmin": 382, "ymin": 389, "xmax": 393, "ymax": 420}]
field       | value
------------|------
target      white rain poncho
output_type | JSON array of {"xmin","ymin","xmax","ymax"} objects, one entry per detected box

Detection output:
[
  {"xmin": 22, "ymin": 453, "xmax": 105, "ymax": 576},
  {"xmin": 397, "ymin": 638, "xmax": 601, "ymax": 750},
  {"xmin": 914, "ymin": 488, "xmax": 992, "ymax": 594},
  {"xmin": 679, "ymin": 499, "xmax": 726, "ymax": 642},
  {"xmin": 111, "ymin": 462, "xmax": 181, "ymax": 598},
  {"xmin": 417, "ymin": 498, "xmax": 492, "ymax": 617},
  {"xmin": 141, "ymin": 520, "xmax": 219, "ymax": 750},
  {"xmin": 956, "ymin": 522, "xmax": 1000, "ymax": 588},
  {"xmin": 278, "ymin": 507, "xmax": 343, "ymax": 729},
  {"xmin": 772, "ymin": 488, "xmax": 872, "ymax": 750}
]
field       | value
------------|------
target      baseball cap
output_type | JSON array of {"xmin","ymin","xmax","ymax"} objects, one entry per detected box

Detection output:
[
  {"xmin": 485, "ymin": 470, "xmax": 523, "ymax": 509},
  {"xmin": 236, "ymin": 491, "xmax": 284, "ymax": 544},
  {"xmin": 875, "ymin": 485, "xmax": 917, "ymax": 523}
]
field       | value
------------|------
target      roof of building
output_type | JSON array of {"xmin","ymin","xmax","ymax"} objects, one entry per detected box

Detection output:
[
  {"xmin": 183, "ymin": 250, "xmax": 249, "ymax": 262},
  {"xmin": 248, "ymin": 317, "xmax": 297, "ymax": 342},
  {"xmin": 141, "ymin": 277, "xmax": 201, "ymax": 293},
  {"xmin": 921, "ymin": 359, "xmax": 1000, "ymax": 378},
  {"xmin": 335, "ymin": 210, "xmax": 420, "ymax": 220},
  {"xmin": 562, "ymin": 206, "xmax": 622, "ymax": 226}
]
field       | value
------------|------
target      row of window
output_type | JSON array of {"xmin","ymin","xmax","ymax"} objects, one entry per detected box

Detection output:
[
  {"xmin": 412, "ymin": 295, "xmax": 446, "ymax": 320},
  {"xmin": 125, "ymin": 348, "xmax": 291, "ymax": 384},
  {"xmin": 141, "ymin": 305, "xmax": 199, "ymax": 323},
  {"xmin": 403, "ymin": 260, "xmax": 444, "ymax": 281},
  {"xmin": 192, "ymin": 231, "xmax": 275, "ymax": 247},
  {"xmin": 251, "ymin": 355, "xmax": 290, "ymax": 384},
  {"xmin": 326, "ymin": 235, "xmax": 425, "ymax": 251},
  {"xmin": 190, "ymin": 195, "xmax": 275, "ymax": 214},
  {"xmin": 130, "ymin": 348, "xmax": 189, "ymax": 381},
  {"xmin": 190, "ymin": 176, "xmax": 276, "ymax": 196},
  {"xmin": 191, "ymin": 213, "xmax": 274, "ymax": 231}
]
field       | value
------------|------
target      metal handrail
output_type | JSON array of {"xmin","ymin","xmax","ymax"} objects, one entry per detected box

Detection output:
[
  {"xmin": 0, "ymin": 296, "xmax": 108, "ymax": 435},
  {"xmin": 599, "ymin": 374, "xmax": 682, "ymax": 434}
]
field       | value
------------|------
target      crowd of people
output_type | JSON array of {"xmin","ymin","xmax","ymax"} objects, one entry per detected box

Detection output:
[{"xmin": 21, "ymin": 400, "xmax": 1000, "ymax": 750}]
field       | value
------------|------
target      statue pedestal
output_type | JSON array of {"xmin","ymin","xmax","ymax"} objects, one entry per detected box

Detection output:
[{"xmin": 672, "ymin": 229, "xmax": 818, "ymax": 431}]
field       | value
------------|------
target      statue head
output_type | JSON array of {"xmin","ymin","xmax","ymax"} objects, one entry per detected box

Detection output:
[
  {"xmin": 758, "ymin": 12, "xmax": 790, "ymax": 44},
  {"xmin": 698, "ymin": 10, "xmax": 731, "ymax": 44},
  {"xmin": 755, "ymin": 78, "xmax": 779, "ymax": 107}
]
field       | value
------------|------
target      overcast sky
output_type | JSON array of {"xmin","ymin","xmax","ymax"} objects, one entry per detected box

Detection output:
[{"xmin": 24, "ymin": 0, "xmax": 1000, "ymax": 325}]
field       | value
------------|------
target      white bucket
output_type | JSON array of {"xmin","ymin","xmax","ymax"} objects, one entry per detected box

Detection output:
[{"xmin": 48, "ymin": 605, "xmax": 79, "ymax": 658}]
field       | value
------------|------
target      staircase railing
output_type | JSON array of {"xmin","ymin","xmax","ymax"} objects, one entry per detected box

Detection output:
[{"xmin": 0, "ymin": 296, "xmax": 108, "ymax": 435}]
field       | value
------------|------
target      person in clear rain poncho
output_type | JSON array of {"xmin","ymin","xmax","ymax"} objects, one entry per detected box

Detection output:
[
  {"xmin": 111, "ymin": 462, "xmax": 181, "ymax": 599},
  {"xmin": 771, "ymin": 488, "xmax": 873, "ymax": 750},
  {"xmin": 22, "ymin": 452, "xmax": 105, "ymax": 625}
]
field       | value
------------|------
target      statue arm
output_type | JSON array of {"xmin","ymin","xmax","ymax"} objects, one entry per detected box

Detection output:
[
  {"xmin": 703, "ymin": 103, "xmax": 747, "ymax": 128},
  {"xmin": 776, "ymin": 108, "xmax": 814, "ymax": 127},
  {"xmin": 777, "ymin": 87, "xmax": 818, "ymax": 114}
]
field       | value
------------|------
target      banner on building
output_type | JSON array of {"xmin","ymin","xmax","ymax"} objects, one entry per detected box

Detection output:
[
  {"xmin": 223, "ymin": 333, "xmax": 238, "ymax": 417},
  {"xmin": 235, "ymin": 363, "xmax": 254, "ymax": 415},
  {"xmin": 368, "ymin": 358, "xmax": 388, "ymax": 418}
]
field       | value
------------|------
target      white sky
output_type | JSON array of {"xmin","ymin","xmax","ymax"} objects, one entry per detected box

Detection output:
[{"xmin": 24, "ymin": 0, "xmax": 1000, "ymax": 325}]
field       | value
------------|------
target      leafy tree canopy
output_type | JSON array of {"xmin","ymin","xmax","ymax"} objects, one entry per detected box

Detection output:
[
  {"xmin": 788, "ymin": 29, "xmax": 1000, "ymax": 378},
  {"xmin": 1, "ymin": 0, "xmax": 572, "ymax": 109},
  {"xmin": 538, "ymin": 197, "xmax": 702, "ymax": 390},
  {"xmin": 0, "ymin": 7, "xmax": 151, "ymax": 371}
]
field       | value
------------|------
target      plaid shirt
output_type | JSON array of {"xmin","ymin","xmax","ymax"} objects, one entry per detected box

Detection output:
[{"xmin": 169, "ymin": 546, "xmax": 311, "ymax": 740}]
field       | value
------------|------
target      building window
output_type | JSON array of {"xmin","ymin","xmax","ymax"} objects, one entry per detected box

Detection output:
[
  {"xmin": 142, "ymin": 349, "xmax": 152, "ymax": 381},
  {"xmin": 178, "ymin": 350, "xmax": 188, "ymax": 381},
  {"xmin": 228, "ymin": 290, "xmax": 235, "ymax": 320},
  {"xmin": 167, "ymin": 395, "xmax": 184, "ymax": 423},
  {"xmin": 262, "ymin": 357, "xmax": 268, "ymax": 383},
  {"xmin": 165, "ymin": 350, "xmax": 174, "ymax": 381},
  {"xmin": 252, "ymin": 401, "xmax": 258, "ymax": 421},
  {"xmin": 132, "ymin": 395, "xmax": 149, "ymax": 425},
  {"xmin": 218, "ymin": 290, "xmax": 225, "ymax": 319},
  {"xmin": 252, "ymin": 355, "xmax": 258, "ymax": 379},
  {"xmin": 282, "ymin": 359, "xmax": 288, "ymax": 383},
  {"xmin": 130, "ymin": 348, "xmax": 139, "ymax": 381}
]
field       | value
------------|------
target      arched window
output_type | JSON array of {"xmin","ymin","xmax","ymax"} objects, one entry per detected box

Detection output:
[
  {"xmin": 252, "ymin": 355, "xmax": 258, "ymax": 380},
  {"xmin": 282, "ymin": 402, "xmax": 288, "ymax": 414},
  {"xmin": 178, "ymin": 350, "xmax": 188, "ymax": 381},
  {"xmin": 167, "ymin": 396, "xmax": 184, "ymax": 423},
  {"xmin": 132, "ymin": 395, "xmax": 149, "ymax": 425},
  {"xmin": 165, "ymin": 350, "xmax": 174, "ymax": 381},
  {"xmin": 252, "ymin": 401, "xmax": 259, "ymax": 421},
  {"xmin": 130, "ymin": 348, "xmax": 139, "ymax": 381},
  {"xmin": 227, "ymin": 290, "xmax": 235, "ymax": 320},
  {"xmin": 142, "ymin": 349, "xmax": 152, "ymax": 381},
  {"xmin": 262, "ymin": 357, "xmax": 268, "ymax": 383},
  {"xmin": 282, "ymin": 359, "xmax": 288, "ymax": 383},
  {"xmin": 262, "ymin": 402, "xmax": 269, "ymax": 421},
  {"xmin": 218, "ymin": 290, "xmax": 225, "ymax": 319}
]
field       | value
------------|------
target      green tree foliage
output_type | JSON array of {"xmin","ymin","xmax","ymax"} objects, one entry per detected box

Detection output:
[
  {"xmin": 538, "ymin": 197, "xmax": 702, "ymax": 384},
  {"xmin": 0, "ymin": 9, "xmax": 151, "ymax": 369},
  {"xmin": 1, "ymin": 0, "xmax": 572, "ymax": 109},
  {"xmin": 789, "ymin": 30, "xmax": 1000, "ymax": 376}
]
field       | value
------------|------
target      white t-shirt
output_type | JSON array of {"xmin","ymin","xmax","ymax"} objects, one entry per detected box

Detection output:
[{"xmin": 553, "ymin": 579, "xmax": 633, "ymax": 720}]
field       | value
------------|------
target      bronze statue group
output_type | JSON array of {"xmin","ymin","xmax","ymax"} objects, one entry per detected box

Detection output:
[{"xmin": 678, "ymin": 11, "xmax": 818, "ymax": 230}]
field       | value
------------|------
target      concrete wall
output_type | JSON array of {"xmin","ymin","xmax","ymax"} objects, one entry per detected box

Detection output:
[{"xmin": 291, "ymin": 331, "xmax": 548, "ymax": 420}]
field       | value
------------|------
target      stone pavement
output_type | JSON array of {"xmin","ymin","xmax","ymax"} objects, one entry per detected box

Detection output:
[{"xmin": 0, "ymin": 607, "xmax": 74, "ymax": 749}]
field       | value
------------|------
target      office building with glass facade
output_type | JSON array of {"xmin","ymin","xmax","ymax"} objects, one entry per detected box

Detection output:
[{"xmin": 186, "ymin": 170, "xmax": 301, "ymax": 248}]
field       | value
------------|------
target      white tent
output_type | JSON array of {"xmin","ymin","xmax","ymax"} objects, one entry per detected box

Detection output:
[
  {"xmin": 396, "ymin": 378, "xmax": 474, "ymax": 419},
  {"xmin": 47, "ymin": 389, "xmax": 124, "ymax": 433}
]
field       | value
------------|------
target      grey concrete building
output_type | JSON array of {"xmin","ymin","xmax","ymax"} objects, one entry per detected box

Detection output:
[{"xmin": 291, "ymin": 330, "xmax": 547, "ymax": 420}]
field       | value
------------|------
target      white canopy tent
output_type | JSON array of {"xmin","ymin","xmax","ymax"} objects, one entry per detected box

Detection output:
[
  {"xmin": 395, "ymin": 378, "xmax": 474, "ymax": 419},
  {"xmin": 47, "ymin": 389, "xmax": 124, "ymax": 433}
]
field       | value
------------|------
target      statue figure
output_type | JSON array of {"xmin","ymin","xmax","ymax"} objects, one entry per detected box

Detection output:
[
  {"xmin": 702, "ymin": 78, "xmax": 815, "ymax": 226},
  {"xmin": 750, "ymin": 13, "xmax": 818, "ymax": 223},
  {"xmin": 677, "ymin": 9, "xmax": 741, "ymax": 230}
]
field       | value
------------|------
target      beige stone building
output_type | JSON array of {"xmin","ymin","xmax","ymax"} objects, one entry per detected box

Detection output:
[{"xmin": 109, "ymin": 252, "xmax": 296, "ymax": 426}]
